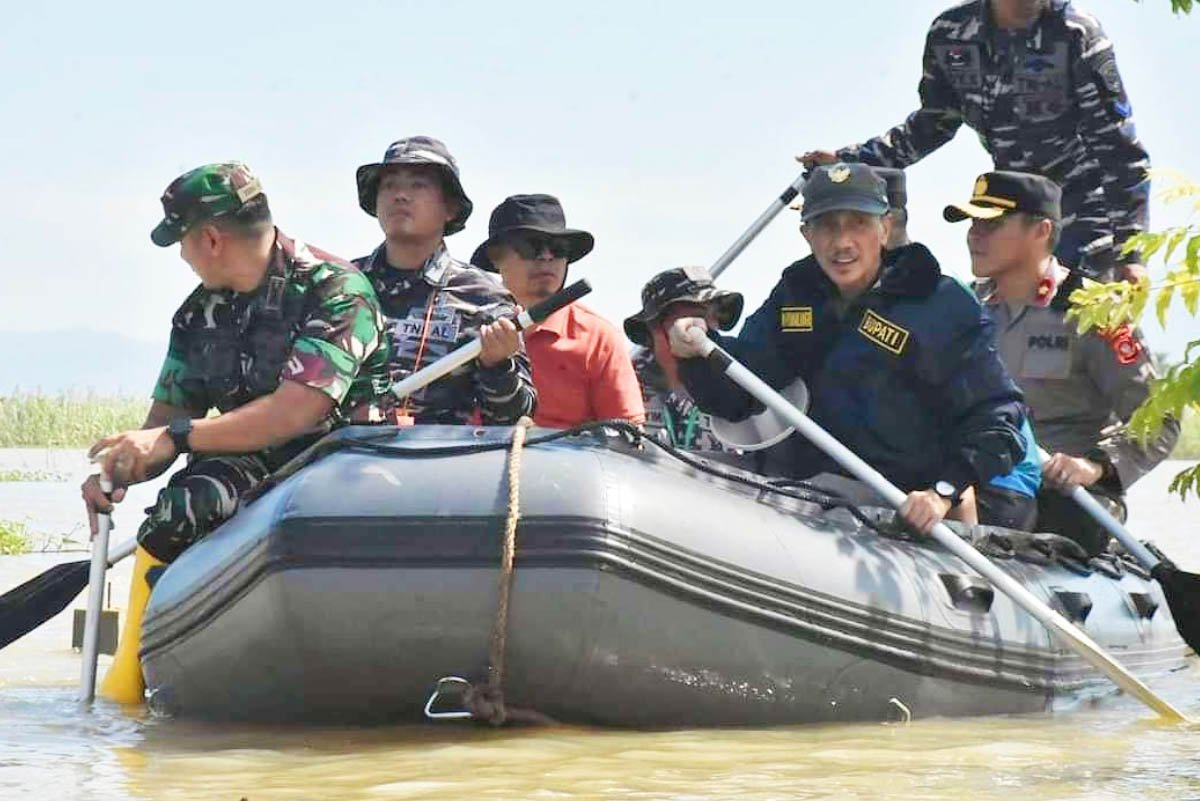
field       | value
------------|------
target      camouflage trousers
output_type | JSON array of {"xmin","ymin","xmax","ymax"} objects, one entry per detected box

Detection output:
[{"xmin": 136, "ymin": 454, "xmax": 272, "ymax": 563}]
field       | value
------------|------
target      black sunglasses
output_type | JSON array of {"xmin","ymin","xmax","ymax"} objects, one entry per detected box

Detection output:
[{"xmin": 505, "ymin": 233, "xmax": 571, "ymax": 260}]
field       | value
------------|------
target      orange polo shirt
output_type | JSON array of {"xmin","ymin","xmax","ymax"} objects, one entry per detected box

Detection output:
[{"xmin": 525, "ymin": 302, "xmax": 646, "ymax": 428}]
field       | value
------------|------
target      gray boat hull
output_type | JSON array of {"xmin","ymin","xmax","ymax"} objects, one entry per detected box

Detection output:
[{"xmin": 140, "ymin": 425, "xmax": 1189, "ymax": 726}]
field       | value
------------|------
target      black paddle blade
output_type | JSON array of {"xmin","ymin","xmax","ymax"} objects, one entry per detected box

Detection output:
[
  {"xmin": 0, "ymin": 559, "xmax": 90, "ymax": 650},
  {"xmin": 1152, "ymin": 561, "xmax": 1200, "ymax": 655}
]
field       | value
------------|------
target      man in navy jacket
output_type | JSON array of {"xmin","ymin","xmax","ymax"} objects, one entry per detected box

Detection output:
[{"xmin": 667, "ymin": 163, "xmax": 1029, "ymax": 534}]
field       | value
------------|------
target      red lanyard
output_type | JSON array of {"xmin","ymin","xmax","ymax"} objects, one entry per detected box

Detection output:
[{"xmin": 395, "ymin": 286, "xmax": 441, "ymax": 425}]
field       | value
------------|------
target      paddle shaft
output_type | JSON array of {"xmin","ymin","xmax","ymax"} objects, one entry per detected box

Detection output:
[
  {"xmin": 389, "ymin": 278, "xmax": 592, "ymax": 401},
  {"xmin": 1037, "ymin": 447, "xmax": 1161, "ymax": 569},
  {"xmin": 709, "ymin": 172, "xmax": 806, "ymax": 280},
  {"xmin": 697, "ymin": 338, "xmax": 1188, "ymax": 722},
  {"xmin": 79, "ymin": 476, "xmax": 114, "ymax": 704}
]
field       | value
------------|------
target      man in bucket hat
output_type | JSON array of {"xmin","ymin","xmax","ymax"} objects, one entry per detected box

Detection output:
[
  {"xmin": 474, "ymin": 194, "xmax": 643, "ymax": 428},
  {"xmin": 947, "ymin": 170, "xmax": 1179, "ymax": 553},
  {"xmin": 624, "ymin": 266, "xmax": 742, "ymax": 452},
  {"xmin": 82, "ymin": 161, "xmax": 389, "ymax": 564},
  {"xmin": 665, "ymin": 162, "xmax": 1031, "ymax": 535},
  {"xmin": 351, "ymin": 136, "xmax": 535, "ymax": 425}
]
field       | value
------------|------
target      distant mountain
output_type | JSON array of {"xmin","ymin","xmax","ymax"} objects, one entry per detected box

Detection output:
[{"xmin": 1, "ymin": 329, "xmax": 165, "ymax": 396}]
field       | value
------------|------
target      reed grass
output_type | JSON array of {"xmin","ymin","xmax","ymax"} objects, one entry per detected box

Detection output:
[
  {"xmin": 0, "ymin": 391, "xmax": 1195, "ymax": 458},
  {"xmin": 0, "ymin": 519, "xmax": 29, "ymax": 555},
  {"xmin": 0, "ymin": 469, "xmax": 68, "ymax": 482},
  {"xmin": 0, "ymin": 393, "xmax": 148, "ymax": 449}
]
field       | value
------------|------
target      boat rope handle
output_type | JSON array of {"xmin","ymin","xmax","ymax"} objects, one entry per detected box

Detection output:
[
  {"xmin": 488, "ymin": 417, "xmax": 533, "ymax": 707},
  {"xmin": 424, "ymin": 416, "xmax": 537, "ymax": 726}
]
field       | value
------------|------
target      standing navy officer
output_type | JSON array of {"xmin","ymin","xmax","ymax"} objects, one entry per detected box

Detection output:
[{"xmin": 800, "ymin": 0, "xmax": 1149, "ymax": 284}]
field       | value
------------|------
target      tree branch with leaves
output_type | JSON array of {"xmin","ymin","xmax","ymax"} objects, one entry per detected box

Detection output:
[{"xmin": 1068, "ymin": 172, "xmax": 1200, "ymax": 498}]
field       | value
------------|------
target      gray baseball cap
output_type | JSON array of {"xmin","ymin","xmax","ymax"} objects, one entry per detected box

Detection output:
[{"xmin": 799, "ymin": 163, "xmax": 888, "ymax": 223}]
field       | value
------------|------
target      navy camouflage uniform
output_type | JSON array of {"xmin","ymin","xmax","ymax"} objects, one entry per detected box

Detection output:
[
  {"xmin": 631, "ymin": 347, "xmax": 729, "ymax": 454},
  {"xmin": 142, "ymin": 232, "xmax": 389, "ymax": 562},
  {"xmin": 836, "ymin": 0, "xmax": 1149, "ymax": 278},
  {"xmin": 350, "ymin": 243, "xmax": 536, "ymax": 425}
]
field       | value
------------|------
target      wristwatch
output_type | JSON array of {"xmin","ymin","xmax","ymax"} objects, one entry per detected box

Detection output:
[
  {"xmin": 168, "ymin": 416, "xmax": 194, "ymax": 454},
  {"xmin": 1083, "ymin": 448, "xmax": 1119, "ymax": 488},
  {"xmin": 933, "ymin": 480, "xmax": 962, "ymax": 508}
]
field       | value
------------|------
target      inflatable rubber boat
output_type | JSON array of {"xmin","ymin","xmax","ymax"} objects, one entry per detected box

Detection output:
[{"xmin": 138, "ymin": 424, "xmax": 1189, "ymax": 726}]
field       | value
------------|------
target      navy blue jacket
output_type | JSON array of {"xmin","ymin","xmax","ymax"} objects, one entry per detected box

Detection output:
[{"xmin": 679, "ymin": 243, "xmax": 1028, "ymax": 495}]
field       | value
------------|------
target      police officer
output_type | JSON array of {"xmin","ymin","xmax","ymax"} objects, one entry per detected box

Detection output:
[
  {"xmin": 624, "ymin": 266, "xmax": 745, "ymax": 454},
  {"xmin": 351, "ymin": 136, "xmax": 536, "ymax": 425},
  {"xmin": 800, "ymin": 0, "xmax": 1149, "ymax": 284},
  {"xmin": 945, "ymin": 169, "xmax": 1179, "ymax": 554},
  {"xmin": 82, "ymin": 162, "xmax": 389, "ymax": 563},
  {"xmin": 666, "ymin": 163, "xmax": 1030, "ymax": 535}
]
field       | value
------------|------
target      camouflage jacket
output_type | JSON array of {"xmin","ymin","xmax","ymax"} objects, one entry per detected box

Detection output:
[
  {"xmin": 976, "ymin": 261, "xmax": 1178, "ymax": 491},
  {"xmin": 632, "ymin": 347, "xmax": 728, "ymax": 453},
  {"xmin": 837, "ymin": 0, "xmax": 1149, "ymax": 264},
  {"xmin": 352, "ymin": 243, "xmax": 536, "ymax": 425},
  {"xmin": 152, "ymin": 230, "xmax": 389, "ymax": 446}
]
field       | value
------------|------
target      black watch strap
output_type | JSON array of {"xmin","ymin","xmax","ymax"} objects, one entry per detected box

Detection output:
[
  {"xmin": 168, "ymin": 416, "xmax": 193, "ymax": 454},
  {"xmin": 933, "ymin": 479, "xmax": 963, "ymax": 508}
]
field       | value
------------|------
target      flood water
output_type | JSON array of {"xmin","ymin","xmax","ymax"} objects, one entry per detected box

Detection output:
[{"xmin": 1, "ymin": 450, "xmax": 1199, "ymax": 801}]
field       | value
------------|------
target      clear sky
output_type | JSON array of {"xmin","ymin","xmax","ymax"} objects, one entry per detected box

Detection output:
[{"xmin": 2, "ymin": 0, "xmax": 1196, "ymax": 374}]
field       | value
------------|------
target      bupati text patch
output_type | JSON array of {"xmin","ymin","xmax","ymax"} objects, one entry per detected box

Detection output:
[{"xmin": 858, "ymin": 309, "xmax": 909, "ymax": 355}]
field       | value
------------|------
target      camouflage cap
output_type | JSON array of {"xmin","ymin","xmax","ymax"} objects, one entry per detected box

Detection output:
[
  {"xmin": 355, "ymin": 136, "xmax": 473, "ymax": 236},
  {"xmin": 623, "ymin": 266, "xmax": 744, "ymax": 348},
  {"xmin": 150, "ymin": 162, "xmax": 265, "ymax": 247}
]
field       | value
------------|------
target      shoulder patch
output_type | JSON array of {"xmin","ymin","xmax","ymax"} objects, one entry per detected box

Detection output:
[
  {"xmin": 1095, "ymin": 52, "xmax": 1123, "ymax": 95},
  {"xmin": 1100, "ymin": 324, "xmax": 1143, "ymax": 366},
  {"xmin": 858, "ymin": 309, "xmax": 910, "ymax": 355},
  {"xmin": 780, "ymin": 306, "xmax": 814, "ymax": 332}
]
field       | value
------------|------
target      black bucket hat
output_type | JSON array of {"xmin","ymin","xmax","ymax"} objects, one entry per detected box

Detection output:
[
  {"xmin": 471, "ymin": 194, "xmax": 594, "ymax": 272},
  {"xmin": 355, "ymin": 136, "xmax": 473, "ymax": 235},
  {"xmin": 623, "ymin": 266, "xmax": 744, "ymax": 348}
]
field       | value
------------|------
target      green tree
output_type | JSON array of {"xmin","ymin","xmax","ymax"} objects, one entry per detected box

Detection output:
[
  {"xmin": 1137, "ymin": 0, "xmax": 1193, "ymax": 13},
  {"xmin": 1069, "ymin": 172, "xmax": 1200, "ymax": 498}
]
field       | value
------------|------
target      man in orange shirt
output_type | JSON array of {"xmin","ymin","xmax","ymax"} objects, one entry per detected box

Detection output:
[{"xmin": 473, "ymin": 194, "xmax": 645, "ymax": 428}]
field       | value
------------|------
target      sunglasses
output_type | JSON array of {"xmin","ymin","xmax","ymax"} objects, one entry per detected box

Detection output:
[{"xmin": 505, "ymin": 234, "xmax": 571, "ymax": 260}]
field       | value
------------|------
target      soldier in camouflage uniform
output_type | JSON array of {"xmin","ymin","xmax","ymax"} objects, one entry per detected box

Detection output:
[
  {"xmin": 82, "ymin": 162, "xmax": 388, "ymax": 562},
  {"xmin": 946, "ymin": 169, "xmax": 1179, "ymax": 553},
  {"xmin": 350, "ymin": 136, "xmax": 536, "ymax": 425},
  {"xmin": 800, "ymin": 0, "xmax": 1149, "ymax": 283},
  {"xmin": 624, "ymin": 267, "xmax": 745, "ymax": 454}
]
